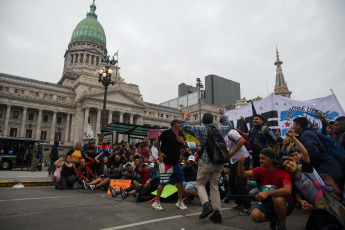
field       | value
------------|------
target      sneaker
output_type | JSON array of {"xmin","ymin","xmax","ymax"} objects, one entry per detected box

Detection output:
[
  {"xmin": 223, "ymin": 197, "xmax": 230, "ymax": 203},
  {"xmin": 209, "ymin": 212, "xmax": 222, "ymax": 223},
  {"xmin": 82, "ymin": 180, "xmax": 89, "ymax": 190},
  {"xmin": 183, "ymin": 196, "xmax": 194, "ymax": 204},
  {"xmin": 90, "ymin": 185, "xmax": 96, "ymax": 191},
  {"xmin": 176, "ymin": 201, "xmax": 187, "ymax": 210},
  {"xmin": 231, "ymin": 204, "xmax": 243, "ymax": 210},
  {"xmin": 239, "ymin": 208, "xmax": 250, "ymax": 216},
  {"xmin": 152, "ymin": 201, "xmax": 164, "ymax": 211},
  {"xmin": 120, "ymin": 187, "xmax": 129, "ymax": 200},
  {"xmin": 199, "ymin": 204, "xmax": 214, "ymax": 219},
  {"xmin": 110, "ymin": 186, "xmax": 119, "ymax": 198}
]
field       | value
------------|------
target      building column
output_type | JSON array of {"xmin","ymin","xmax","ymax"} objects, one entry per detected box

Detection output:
[
  {"xmin": 36, "ymin": 109, "xmax": 43, "ymax": 139},
  {"xmin": 20, "ymin": 107, "xmax": 28, "ymax": 137},
  {"xmin": 129, "ymin": 113, "xmax": 134, "ymax": 124},
  {"xmin": 3, "ymin": 104, "xmax": 12, "ymax": 136},
  {"xmin": 119, "ymin": 111, "xmax": 123, "ymax": 123},
  {"xmin": 96, "ymin": 108, "xmax": 101, "ymax": 135},
  {"xmin": 50, "ymin": 111, "xmax": 57, "ymax": 144},
  {"xmin": 108, "ymin": 110, "xmax": 113, "ymax": 125},
  {"xmin": 83, "ymin": 107, "xmax": 90, "ymax": 139},
  {"xmin": 65, "ymin": 113, "xmax": 71, "ymax": 142},
  {"xmin": 71, "ymin": 113, "xmax": 76, "ymax": 144}
]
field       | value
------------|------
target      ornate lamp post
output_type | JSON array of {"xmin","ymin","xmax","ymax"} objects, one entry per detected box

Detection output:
[
  {"xmin": 98, "ymin": 55, "xmax": 117, "ymax": 138},
  {"xmin": 196, "ymin": 78, "xmax": 204, "ymax": 125}
]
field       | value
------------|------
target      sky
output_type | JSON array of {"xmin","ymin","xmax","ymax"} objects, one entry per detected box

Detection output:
[{"xmin": 1, "ymin": 0, "xmax": 345, "ymax": 109}]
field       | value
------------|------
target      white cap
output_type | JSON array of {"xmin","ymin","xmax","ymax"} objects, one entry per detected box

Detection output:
[{"xmin": 188, "ymin": 155, "xmax": 195, "ymax": 162}]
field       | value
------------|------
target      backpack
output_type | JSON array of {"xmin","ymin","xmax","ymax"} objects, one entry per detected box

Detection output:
[
  {"xmin": 315, "ymin": 132, "xmax": 345, "ymax": 172},
  {"xmin": 250, "ymin": 126, "xmax": 277, "ymax": 151},
  {"xmin": 204, "ymin": 125, "xmax": 229, "ymax": 164},
  {"xmin": 228, "ymin": 129, "xmax": 252, "ymax": 151}
]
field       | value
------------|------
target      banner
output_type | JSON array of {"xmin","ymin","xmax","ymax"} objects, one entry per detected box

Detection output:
[
  {"xmin": 225, "ymin": 93, "xmax": 345, "ymax": 137},
  {"xmin": 107, "ymin": 179, "xmax": 131, "ymax": 194}
]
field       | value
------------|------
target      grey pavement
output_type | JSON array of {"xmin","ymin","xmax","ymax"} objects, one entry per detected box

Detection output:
[
  {"xmin": 0, "ymin": 186, "xmax": 309, "ymax": 230},
  {"xmin": 0, "ymin": 166, "xmax": 53, "ymax": 184}
]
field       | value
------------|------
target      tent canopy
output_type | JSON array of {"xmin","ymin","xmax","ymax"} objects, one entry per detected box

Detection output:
[{"xmin": 101, "ymin": 122, "xmax": 152, "ymax": 137}]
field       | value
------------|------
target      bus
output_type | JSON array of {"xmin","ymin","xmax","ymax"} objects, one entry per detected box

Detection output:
[{"xmin": 0, "ymin": 137, "xmax": 42, "ymax": 170}]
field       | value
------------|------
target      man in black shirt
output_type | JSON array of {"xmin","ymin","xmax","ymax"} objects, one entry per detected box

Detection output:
[{"xmin": 152, "ymin": 119, "xmax": 187, "ymax": 211}]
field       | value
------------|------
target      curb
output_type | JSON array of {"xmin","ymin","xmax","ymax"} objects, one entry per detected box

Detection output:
[{"xmin": 0, "ymin": 181, "xmax": 55, "ymax": 187}]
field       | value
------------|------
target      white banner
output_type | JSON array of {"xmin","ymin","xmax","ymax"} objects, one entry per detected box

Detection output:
[{"xmin": 225, "ymin": 93, "xmax": 345, "ymax": 137}]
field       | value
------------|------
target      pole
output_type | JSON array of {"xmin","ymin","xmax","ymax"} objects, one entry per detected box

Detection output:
[
  {"xmin": 199, "ymin": 87, "xmax": 201, "ymax": 125},
  {"xmin": 101, "ymin": 84, "xmax": 108, "ymax": 137}
]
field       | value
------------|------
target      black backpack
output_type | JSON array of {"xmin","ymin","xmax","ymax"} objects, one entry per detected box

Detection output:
[{"xmin": 204, "ymin": 125, "xmax": 229, "ymax": 164}]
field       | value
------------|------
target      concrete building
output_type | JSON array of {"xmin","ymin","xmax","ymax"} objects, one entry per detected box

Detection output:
[{"xmin": 204, "ymin": 74, "xmax": 241, "ymax": 107}]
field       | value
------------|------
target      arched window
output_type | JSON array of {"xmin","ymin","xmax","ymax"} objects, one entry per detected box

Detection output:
[
  {"xmin": 75, "ymin": 54, "xmax": 78, "ymax": 63},
  {"xmin": 80, "ymin": 54, "xmax": 84, "ymax": 63},
  {"xmin": 86, "ymin": 54, "xmax": 90, "ymax": 64},
  {"xmin": 71, "ymin": 54, "xmax": 74, "ymax": 64},
  {"xmin": 91, "ymin": 56, "xmax": 94, "ymax": 65}
]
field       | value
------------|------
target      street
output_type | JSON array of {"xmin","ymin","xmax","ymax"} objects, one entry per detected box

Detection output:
[{"xmin": 0, "ymin": 186, "xmax": 309, "ymax": 230}]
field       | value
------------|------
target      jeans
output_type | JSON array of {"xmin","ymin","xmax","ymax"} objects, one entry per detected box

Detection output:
[
  {"xmin": 197, "ymin": 161, "xmax": 223, "ymax": 211},
  {"xmin": 58, "ymin": 174, "xmax": 76, "ymax": 190},
  {"xmin": 229, "ymin": 159, "xmax": 251, "ymax": 209}
]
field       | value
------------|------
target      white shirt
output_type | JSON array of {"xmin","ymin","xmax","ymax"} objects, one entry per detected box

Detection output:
[
  {"xmin": 149, "ymin": 146, "xmax": 158, "ymax": 162},
  {"xmin": 225, "ymin": 130, "xmax": 250, "ymax": 164}
]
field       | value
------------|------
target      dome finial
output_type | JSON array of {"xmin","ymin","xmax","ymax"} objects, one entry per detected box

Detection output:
[{"xmin": 87, "ymin": 0, "xmax": 97, "ymax": 19}]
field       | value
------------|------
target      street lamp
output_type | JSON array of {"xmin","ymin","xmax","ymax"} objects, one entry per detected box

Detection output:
[
  {"xmin": 196, "ymin": 78, "xmax": 204, "ymax": 125},
  {"xmin": 99, "ymin": 55, "xmax": 117, "ymax": 138}
]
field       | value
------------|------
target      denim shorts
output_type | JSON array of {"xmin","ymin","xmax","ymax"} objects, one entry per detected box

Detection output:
[
  {"xmin": 183, "ymin": 181, "xmax": 197, "ymax": 191},
  {"xmin": 159, "ymin": 163, "xmax": 184, "ymax": 185},
  {"xmin": 255, "ymin": 197, "xmax": 293, "ymax": 218}
]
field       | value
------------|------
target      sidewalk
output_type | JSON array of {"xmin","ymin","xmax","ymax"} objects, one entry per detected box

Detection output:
[{"xmin": 0, "ymin": 166, "xmax": 55, "ymax": 187}]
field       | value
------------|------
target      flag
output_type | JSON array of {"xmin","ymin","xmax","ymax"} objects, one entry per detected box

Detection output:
[
  {"xmin": 225, "ymin": 94, "xmax": 345, "ymax": 137},
  {"xmin": 249, "ymin": 100, "xmax": 257, "ymax": 116},
  {"xmin": 114, "ymin": 51, "xmax": 118, "ymax": 56}
]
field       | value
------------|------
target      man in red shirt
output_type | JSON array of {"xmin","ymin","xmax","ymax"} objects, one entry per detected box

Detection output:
[{"xmin": 238, "ymin": 148, "xmax": 293, "ymax": 230}]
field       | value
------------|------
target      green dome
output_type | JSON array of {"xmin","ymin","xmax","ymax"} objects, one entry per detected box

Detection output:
[{"xmin": 70, "ymin": 1, "xmax": 106, "ymax": 48}]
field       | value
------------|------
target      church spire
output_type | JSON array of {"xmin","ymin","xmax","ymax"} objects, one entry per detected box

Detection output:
[{"xmin": 274, "ymin": 47, "xmax": 292, "ymax": 98}]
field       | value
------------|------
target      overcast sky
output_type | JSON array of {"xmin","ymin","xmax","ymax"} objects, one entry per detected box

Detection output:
[{"xmin": 1, "ymin": 0, "xmax": 344, "ymax": 109}]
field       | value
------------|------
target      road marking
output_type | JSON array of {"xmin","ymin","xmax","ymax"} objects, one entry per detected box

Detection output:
[
  {"xmin": 0, "ymin": 195, "xmax": 79, "ymax": 202},
  {"xmin": 100, "ymin": 208, "xmax": 231, "ymax": 230}
]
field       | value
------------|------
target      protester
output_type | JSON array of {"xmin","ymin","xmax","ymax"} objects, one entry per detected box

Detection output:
[
  {"xmin": 181, "ymin": 156, "xmax": 198, "ymax": 204},
  {"xmin": 238, "ymin": 148, "xmax": 293, "ymax": 230},
  {"xmin": 49, "ymin": 141, "xmax": 59, "ymax": 176},
  {"xmin": 219, "ymin": 163, "xmax": 231, "ymax": 203},
  {"xmin": 79, "ymin": 155, "xmax": 95, "ymax": 186},
  {"xmin": 292, "ymin": 117, "xmax": 343, "ymax": 189},
  {"xmin": 54, "ymin": 155, "xmax": 78, "ymax": 190},
  {"xmin": 181, "ymin": 109, "xmax": 232, "ymax": 223},
  {"xmin": 30, "ymin": 143, "xmax": 39, "ymax": 172},
  {"xmin": 225, "ymin": 128, "xmax": 251, "ymax": 215},
  {"xmin": 67, "ymin": 142, "xmax": 82, "ymax": 168},
  {"xmin": 249, "ymin": 115, "xmax": 281, "ymax": 168},
  {"xmin": 281, "ymin": 129, "xmax": 344, "ymax": 229},
  {"xmin": 98, "ymin": 138, "xmax": 112, "ymax": 159},
  {"xmin": 152, "ymin": 119, "xmax": 187, "ymax": 211}
]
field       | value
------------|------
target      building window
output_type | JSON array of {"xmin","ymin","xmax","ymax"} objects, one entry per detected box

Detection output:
[
  {"xmin": 96, "ymin": 57, "xmax": 99, "ymax": 65},
  {"xmin": 91, "ymin": 56, "xmax": 94, "ymax": 65},
  {"xmin": 15, "ymin": 89, "xmax": 19, "ymax": 93},
  {"xmin": 57, "ymin": 117, "xmax": 62, "ymax": 124},
  {"xmin": 5, "ymin": 87, "xmax": 9, "ymax": 92},
  {"xmin": 62, "ymin": 97, "xmax": 66, "ymax": 101},
  {"xmin": 86, "ymin": 54, "xmax": 89, "ymax": 63},
  {"xmin": 57, "ymin": 96, "xmax": 61, "ymax": 101},
  {"xmin": 13, "ymin": 111, "xmax": 19, "ymax": 119},
  {"xmin": 41, "ymin": 131, "xmax": 47, "ymax": 140},
  {"xmin": 0, "ymin": 86, "xmax": 3, "ymax": 91},
  {"xmin": 26, "ymin": 129, "xmax": 32, "ymax": 138},
  {"xmin": 71, "ymin": 54, "xmax": 74, "ymax": 64},
  {"xmin": 55, "ymin": 132, "xmax": 61, "ymax": 141},
  {"xmin": 75, "ymin": 54, "xmax": 78, "ymax": 63},
  {"xmin": 10, "ymin": 128, "xmax": 17, "ymax": 137},
  {"xmin": 34, "ymin": 92, "xmax": 39, "ymax": 97},
  {"xmin": 43, "ymin": 115, "xmax": 48, "ymax": 122},
  {"xmin": 0, "ymin": 110, "xmax": 2, "ymax": 118},
  {"xmin": 28, "ymin": 113, "xmax": 34, "ymax": 121},
  {"xmin": 21, "ymin": 90, "xmax": 25, "ymax": 94},
  {"xmin": 49, "ymin": 95, "xmax": 53, "ymax": 99},
  {"xmin": 166, "ymin": 115, "xmax": 169, "ymax": 118},
  {"xmin": 80, "ymin": 54, "xmax": 84, "ymax": 63}
]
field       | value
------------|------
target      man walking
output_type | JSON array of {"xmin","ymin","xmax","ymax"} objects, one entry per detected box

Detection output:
[
  {"xmin": 152, "ymin": 119, "xmax": 187, "ymax": 211},
  {"xmin": 181, "ymin": 109, "xmax": 232, "ymax": 223}
]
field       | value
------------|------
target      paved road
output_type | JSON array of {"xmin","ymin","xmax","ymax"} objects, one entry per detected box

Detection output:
[
  {"xmin": 0, "ymin": 167, "xmax": 52, "ymax": 182},
  {"xmin": 0, "ymin": 186, "xmax": 309, "ymax": 230}
]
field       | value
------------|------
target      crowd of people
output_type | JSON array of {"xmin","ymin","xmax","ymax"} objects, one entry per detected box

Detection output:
[{"xmin": 50, "ymin": 109, "xmax": 345, "ymax": 230}]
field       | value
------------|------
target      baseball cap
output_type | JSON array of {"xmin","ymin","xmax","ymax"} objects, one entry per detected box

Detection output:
[
  {"xmin": 171, "ymin": 119, "xmax": 183, "ymax": 126},
  {"xmin": 188, "ymin": 155, "xmax": 195, "ymax": 162},
  {"xmin": 260, "ymin": 147, "xmax": 279, "ymax": 164},
  {"xmin": 125, "ymin": 162, "xmax": 132, "ymax": 167},
  {"xmin": 129, "ymin": 141, "xmax": 135, "ymax": 145},
  {"xmin": 148, "ymin": 163, "xmax": 158, "ymax": 169}
]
